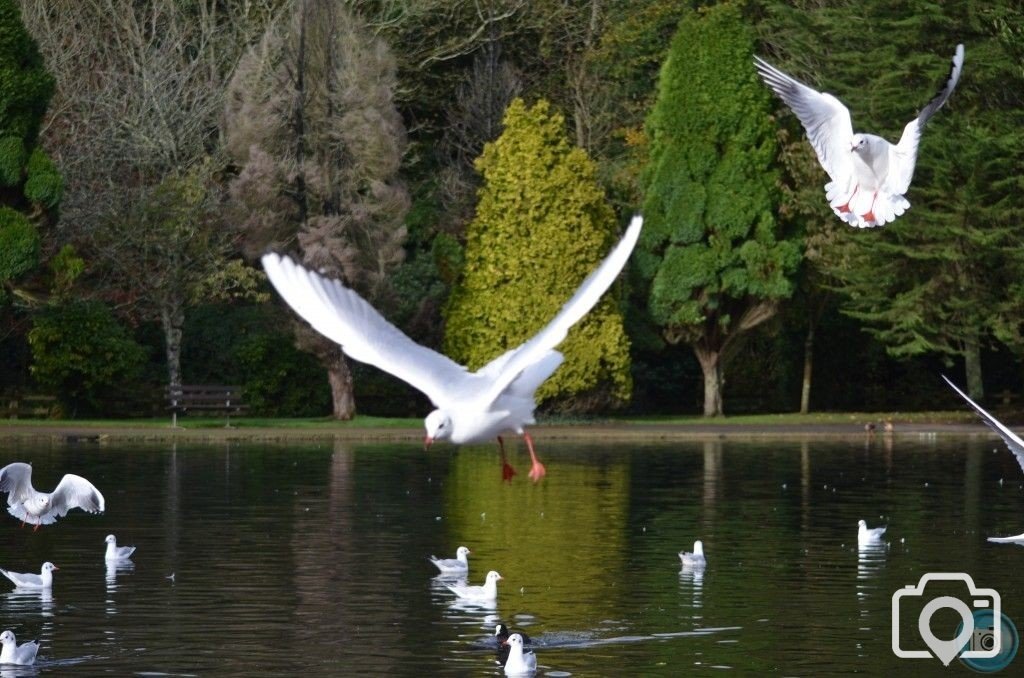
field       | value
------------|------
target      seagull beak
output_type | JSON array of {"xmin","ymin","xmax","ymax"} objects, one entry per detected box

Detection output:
[
  {"xmin": 52, "ymin": 565, "xmax": 59, "ymax": 570},
  {"xmin": 424, "ymin": 436, "xmax": 433, "ymax": 451}
]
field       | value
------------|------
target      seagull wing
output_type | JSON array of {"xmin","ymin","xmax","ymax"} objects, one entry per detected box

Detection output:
[
  {"xmin": 49, "ymin": 474, "xmax": 105, "ymax": 517},
  {"xmin": 754, "ymin": 57, "xmax": 855, "ymax": 184},
  {"xmin": 261, "ymin": 253, "xmax": 476, "ymax": 409},
  {"xmin": 0, "ymin": 463, "xmax": 35, "ymax": 507},
  {"xmin": 478, "ymin": 215, "xmax": 642, "ymax": 406},
  {"xmin": 888, "ymin": 44, "xmax": 965, "ymax": 194},
  {"xmin": 943, "ymin": 374, "xmax": 1024, "ymax": 473}
]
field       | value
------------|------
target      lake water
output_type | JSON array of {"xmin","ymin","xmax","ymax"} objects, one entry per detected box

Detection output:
[{"xmin": 0, "ymin": 434, "xmax": 1022, "ymax": 676}]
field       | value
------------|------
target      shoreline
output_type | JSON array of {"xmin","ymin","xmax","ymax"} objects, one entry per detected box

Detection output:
[{"xmin": 0, "ymin": 421, "xmax": 995, "ymax": 444}]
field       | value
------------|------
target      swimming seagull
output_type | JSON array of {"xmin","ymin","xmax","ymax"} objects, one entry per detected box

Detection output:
[
  {"xmin": 428, "ymin": 546, "xmax": 470, "ymax": 576},
  {"xmin": 105, "ymin": 534, "xmax": 136, "ymax": 562},
  {"xmin": 445, "ymin": 570, "xmax": 502, "ymax": 602},
  {"xmin": 755, "ymin": 45, "xmax": 964, "ymax": 228},
  {"xmin": 503, "ymin": 633, "xmax": 537, "ymax": 675},
  {"xmin": 858, "ymin": 520, "xmax": 887, "ymax": 544},
  {"xmin": 679, "ymin": 540, "xmax": 706, "ymax": 568},
  {"xmin": 0, "ymin": 462, "xmax": 105, "ymax": 529},
  {"xmin": 261, "ymin": 216, "xmax": 643, "ymax": 482},
  {"xmin": 495, "ymin": 624, "xmax": 533, "ymax": 666},
  {"xmin": 942, "ymin": 375, "xmax": 1024, "ymax": 545},
  {"xmin": 0, "ymin": 562, "xmax": 58, "ymax": 590},
  {"xmin": 0, "ymin": 630, "xmax": 38, "ymax": 666}
]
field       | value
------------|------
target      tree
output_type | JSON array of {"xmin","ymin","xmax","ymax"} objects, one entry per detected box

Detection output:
[
  {"xmin": 444, "ymin": 98, "xmax": 632, "ymax": 410},
  {"xmin": 759, "ymin": 0, "xmax": 1024, "ymax": 400},
  {"xmin": 637, "ymin": 3, "xmax": 800, "ymax": 417},
  {"xmin": 0, "ymin": 0, "xmax": 61, "ymax": 302},
  {"xmin": 225, "ymin": 0, "xmax": 410, "ymax": 419}
]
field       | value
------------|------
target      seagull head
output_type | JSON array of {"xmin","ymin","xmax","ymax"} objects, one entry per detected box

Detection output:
[
  {"xmin": 105, "ymin": 534, "xmax": 116, "ymax": 544},
  {"xmin": 423, "ymin": 410, "xmax": 453, "ymax": 449},
  {"xmin": 456, "ymin": 546, "xmax": 471, "ymax": 558},
  {"xmin": 693, "ymin": 540, "xmax": 704, "ymax": 556},
  {"xmin": 508, "ymin": 633, "xmax": 524, "ymax": 648},
  {"xmin": 858, "ymin": 519, "xmax": 867, "ymax": 530},
  {"xmin": 0, "ymin": 630, "xmax": 12, "ymax": 644},
  {"xmin": 486, "ymin": 570, "xmax": 503, "ymax": 584},
  {"xmin": 42, "ymin": 562, "xmax": 58, "ymax": 573},
  {"xmin": 851, "ymin": 134, "xmax": 868, "ymax": 154}
]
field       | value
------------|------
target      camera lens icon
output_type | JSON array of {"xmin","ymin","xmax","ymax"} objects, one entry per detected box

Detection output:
[{"xmin": 892, "ymin": 572, "xmax": 1016, "ymax": 669}]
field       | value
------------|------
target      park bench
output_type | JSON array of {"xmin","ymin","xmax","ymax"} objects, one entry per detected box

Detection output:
[
  {"xmin": 2, "ymin": 394, "xmax": 59, "ymax": 419},
  {"xmin": 166, "ymin": 384, "xmax": 247, "ymax": 427}
]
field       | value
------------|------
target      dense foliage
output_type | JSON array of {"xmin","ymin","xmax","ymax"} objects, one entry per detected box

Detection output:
[
  {"xmin": 4, "ymin": 0, "xmax": 1024, "ymax": 417},
  {"xmin": 445, "ymin": 99, "xmax": 632, "ymax": 409}
]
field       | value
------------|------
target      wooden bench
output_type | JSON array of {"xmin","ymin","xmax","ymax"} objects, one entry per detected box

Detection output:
[
  {"xmin": 2, "ymin": 394, "xmax": 59, "ymax": 419},
  {"xmin": 166, "ymin": 385, "xmax": 247, "ymax": 427}
]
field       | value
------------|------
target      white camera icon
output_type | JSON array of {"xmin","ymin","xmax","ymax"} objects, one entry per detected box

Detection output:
[{"xmin": 892, "ymin": 572, "xmax": 1001, "ymax": 666}]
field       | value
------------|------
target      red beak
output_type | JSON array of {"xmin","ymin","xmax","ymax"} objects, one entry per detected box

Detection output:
[{"xmin": 424, "ymin": 436, "xmax": 433, "ymax": 451}]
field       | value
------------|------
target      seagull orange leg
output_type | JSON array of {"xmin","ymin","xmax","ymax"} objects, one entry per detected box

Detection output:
[
  {"xmin": 523, "ymin": 432, "xmax": 546, "ymax": 482},
  {"xmin": 497, "ymin": 436, "xmax": 516, "ymax": 481}
]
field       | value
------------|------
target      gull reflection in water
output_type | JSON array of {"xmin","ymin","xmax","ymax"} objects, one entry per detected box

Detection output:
[
  {"xmin": 679, "ymin": 563, "xmax": 705, "ymax": 616},
  {"xmin": 5, "ymin": 587, "xmax": 53, "ymax": 618},
  {"xmin": 105, "ymin": 560, "xmax": 135, "ymax": 589}
]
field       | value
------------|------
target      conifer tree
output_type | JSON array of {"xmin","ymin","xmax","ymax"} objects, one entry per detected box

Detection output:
[
  {"xmin": 444, "ymin": 98, "xmax": 632, "ymax": 410},
  {"xmin": 638, "ymin": 3, "xmax": 800, "ymax": 416}
]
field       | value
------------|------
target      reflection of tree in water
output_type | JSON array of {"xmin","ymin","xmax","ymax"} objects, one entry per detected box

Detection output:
[{"xmin": 441, "ymin": 447, "xmax": 630, "ymax": 627}]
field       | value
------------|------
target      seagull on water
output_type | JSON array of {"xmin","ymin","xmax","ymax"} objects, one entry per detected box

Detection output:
[
  {"xmin": 943, "ymin": 374, "xmax": 1024, "ymax": 545},
  {"xmin": 503, "ymin": 633, "xmax": 537, "ymax": 675},
  {"xmin": 0, "ymin": 562, "xmax": 58, "ymax": 590},
  {"xmin": 0, "ymin": 630, "xmax": 38, "ymax": 666},
  {"xmin": 105, "ymin": 534, "xmax": 136, "ymax": 562},
  {"xmin": 445, "ymin": 570, "xmax": 502, "ymax": 602},
  {"xmin": 0, "ymin": 462, "xmax": 105, "ymax": 529},
  {"xmin": 858, "ymin": 520, "xmax": 887, "ymax": 545},
  {"xmin": 262, "ymin": 216, "xmax": 643, "ymax": 482},
  {"xmin": 495, "ymin": 623, "xmax": 533, "ymax": 667},
  {"xmin": 679, "ymin": 540, "xmax": 706, "ymax": 568},
  {"xmin": 429, "ymin": 546, "xmax": 470, "ymax": 576},
  {"xmin": 755, "ymin": 45, "xmax": 964, "ymax": 228}
]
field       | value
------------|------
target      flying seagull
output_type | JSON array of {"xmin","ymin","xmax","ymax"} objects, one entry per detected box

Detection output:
[
  {"xmin": 0, "ymin": 462, "xmax": 105, "ymax": 529},
  {"xmin": 942, "ymin": 375, "xmax": 1024, "ymax": 545},
  {"xmin": 262, "ymin": 215, "xmax": 643, "ymax": 482},
  {"xmin": 755, "ymin": 44, "xmax": 964, "ymax": 228}
]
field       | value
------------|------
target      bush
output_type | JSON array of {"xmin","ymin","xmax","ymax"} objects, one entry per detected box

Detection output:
[{"xmin": 0, "ymin": 206, "xmax": 38, "ymax": 282}]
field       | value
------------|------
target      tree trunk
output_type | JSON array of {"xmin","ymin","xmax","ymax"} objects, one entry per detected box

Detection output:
[
  {"xmin": 161, "ymin": 300, "xmax": 185, "ymax": 388},
  {"xmin": 694, "ymin": 346, "xmax": 723, "ymax": 417},
  {"xmin": 328, "ymin": 351, "xmax": 356, "ymax": 420},
  {"xmin": 964, "ymin": 337, "xmax": 984, "ymax": 401},
  {"xmin": 800, "ymin": 322, "xmax": 815, "ymax": 414}
]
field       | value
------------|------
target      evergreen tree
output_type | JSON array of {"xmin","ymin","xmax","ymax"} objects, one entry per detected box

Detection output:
[
  {"xmin": 0, "ymin": 0, "xmax": 61, "ymax": 301},
  {"xmin": 638, "ymin": 3, "xmax": 800, "ymax": 416},
  {"xmin": 445, "ymin": 98, "xmax": 632, "ymax": 410},
  {"xmin": 759, "ymin": 0, "xmax": 1024, "ymax": 399}
]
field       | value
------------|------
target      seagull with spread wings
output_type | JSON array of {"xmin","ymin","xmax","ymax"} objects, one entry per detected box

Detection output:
[
  {"xmin": 262, "ymin": 215, "xmax": 642, "ymax": 482},
  {"xmin": 0, "ymin": 462, "xmax": 105, "ymax": 530},
  {"xmin": 755, "ymin": 45, "xmax": 964, "ymax": 228}
]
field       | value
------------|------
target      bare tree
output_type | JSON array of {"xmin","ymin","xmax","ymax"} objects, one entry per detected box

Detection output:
[
  {"xmin": 19, "ymin": 0, "xmax": 277, "ymax": 387},
  {"xmin": 225, "ymin": 0, "xmax": 410, "ymax": 419}
]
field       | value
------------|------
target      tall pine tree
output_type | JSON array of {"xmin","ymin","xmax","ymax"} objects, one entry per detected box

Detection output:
[{"xmin": 638, "ymin": 3, "xmax": 800, "ymax": 416}]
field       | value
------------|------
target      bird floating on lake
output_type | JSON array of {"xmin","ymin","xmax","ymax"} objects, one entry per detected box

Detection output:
[
  {"xmin": 105, "ymin": 534, "xmax": 136, "ymax": 562},
  {"xmin": 429, "ymin": 546, "xmax": 470, "ymax": 576},
  {"xmin": 858, "ymin": 520, "xmax": 887, "ymax": 545},
  {"xmin": 755, "ymin": 45, "xmax": 964, "ymax": 228},
  {"xmin": 0, "ymin": 462, "xmax": 105, "ymax": 530},
  {"xmin": 262, "ymin": 215, "xmax": 643, "ymax": 482},
  {"xmin": 495, "ymin": 623, "xmax": 533, "ymax": 667},
  {"xmin": 503, "ymin": 633, "xmax": 537, "ymax": 675},
  {"xmin": 445, "ymin": 570, "xmax": 502, "ymax": 602},
  {"xmin": 0, "ymin": 562, "xmax": 58, "ymax": 590},
  {"xmin": 679, "ymin": 540, "xmax": 706, "ymax": 568},
  {"xmin": 0, "ymin": 630, "xmax": 38, "ymax": 666}
]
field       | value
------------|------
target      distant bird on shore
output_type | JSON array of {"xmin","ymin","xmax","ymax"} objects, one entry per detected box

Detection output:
[
  {"xmin": 858, "ymin": 520, "xmax": 887, "ymax": 545},
  {"xmin": 0, "ymin": 562, "xmax": 58, "ymax": 590},
  {"xmin": 105, "ymin": 534, "xmax": 136, "ymax": 562},
  {"xmin": 0, "ymin": 630, "xmax": 38, "ymax": 665},
  {"xmin": 429, "ymin": 546, "xmax": 470, "ymax": 576},
  {"xmin": 755, "ymin": 44, "xmax": 964, "ymax": 228},
  {"xmin": 446, "ymin": 570, "xmax": 502, "ymax": 602},
  {"xmin": 262, "ymin": 215, "xmax": 643, "ymax": 482},
  {"xmin": 0, "ymin": 462, "xmax": 105, "ymax": 529},
  {"xmin": 679, "ymin": 540, "xmax": 707, "ymax": 568}
]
